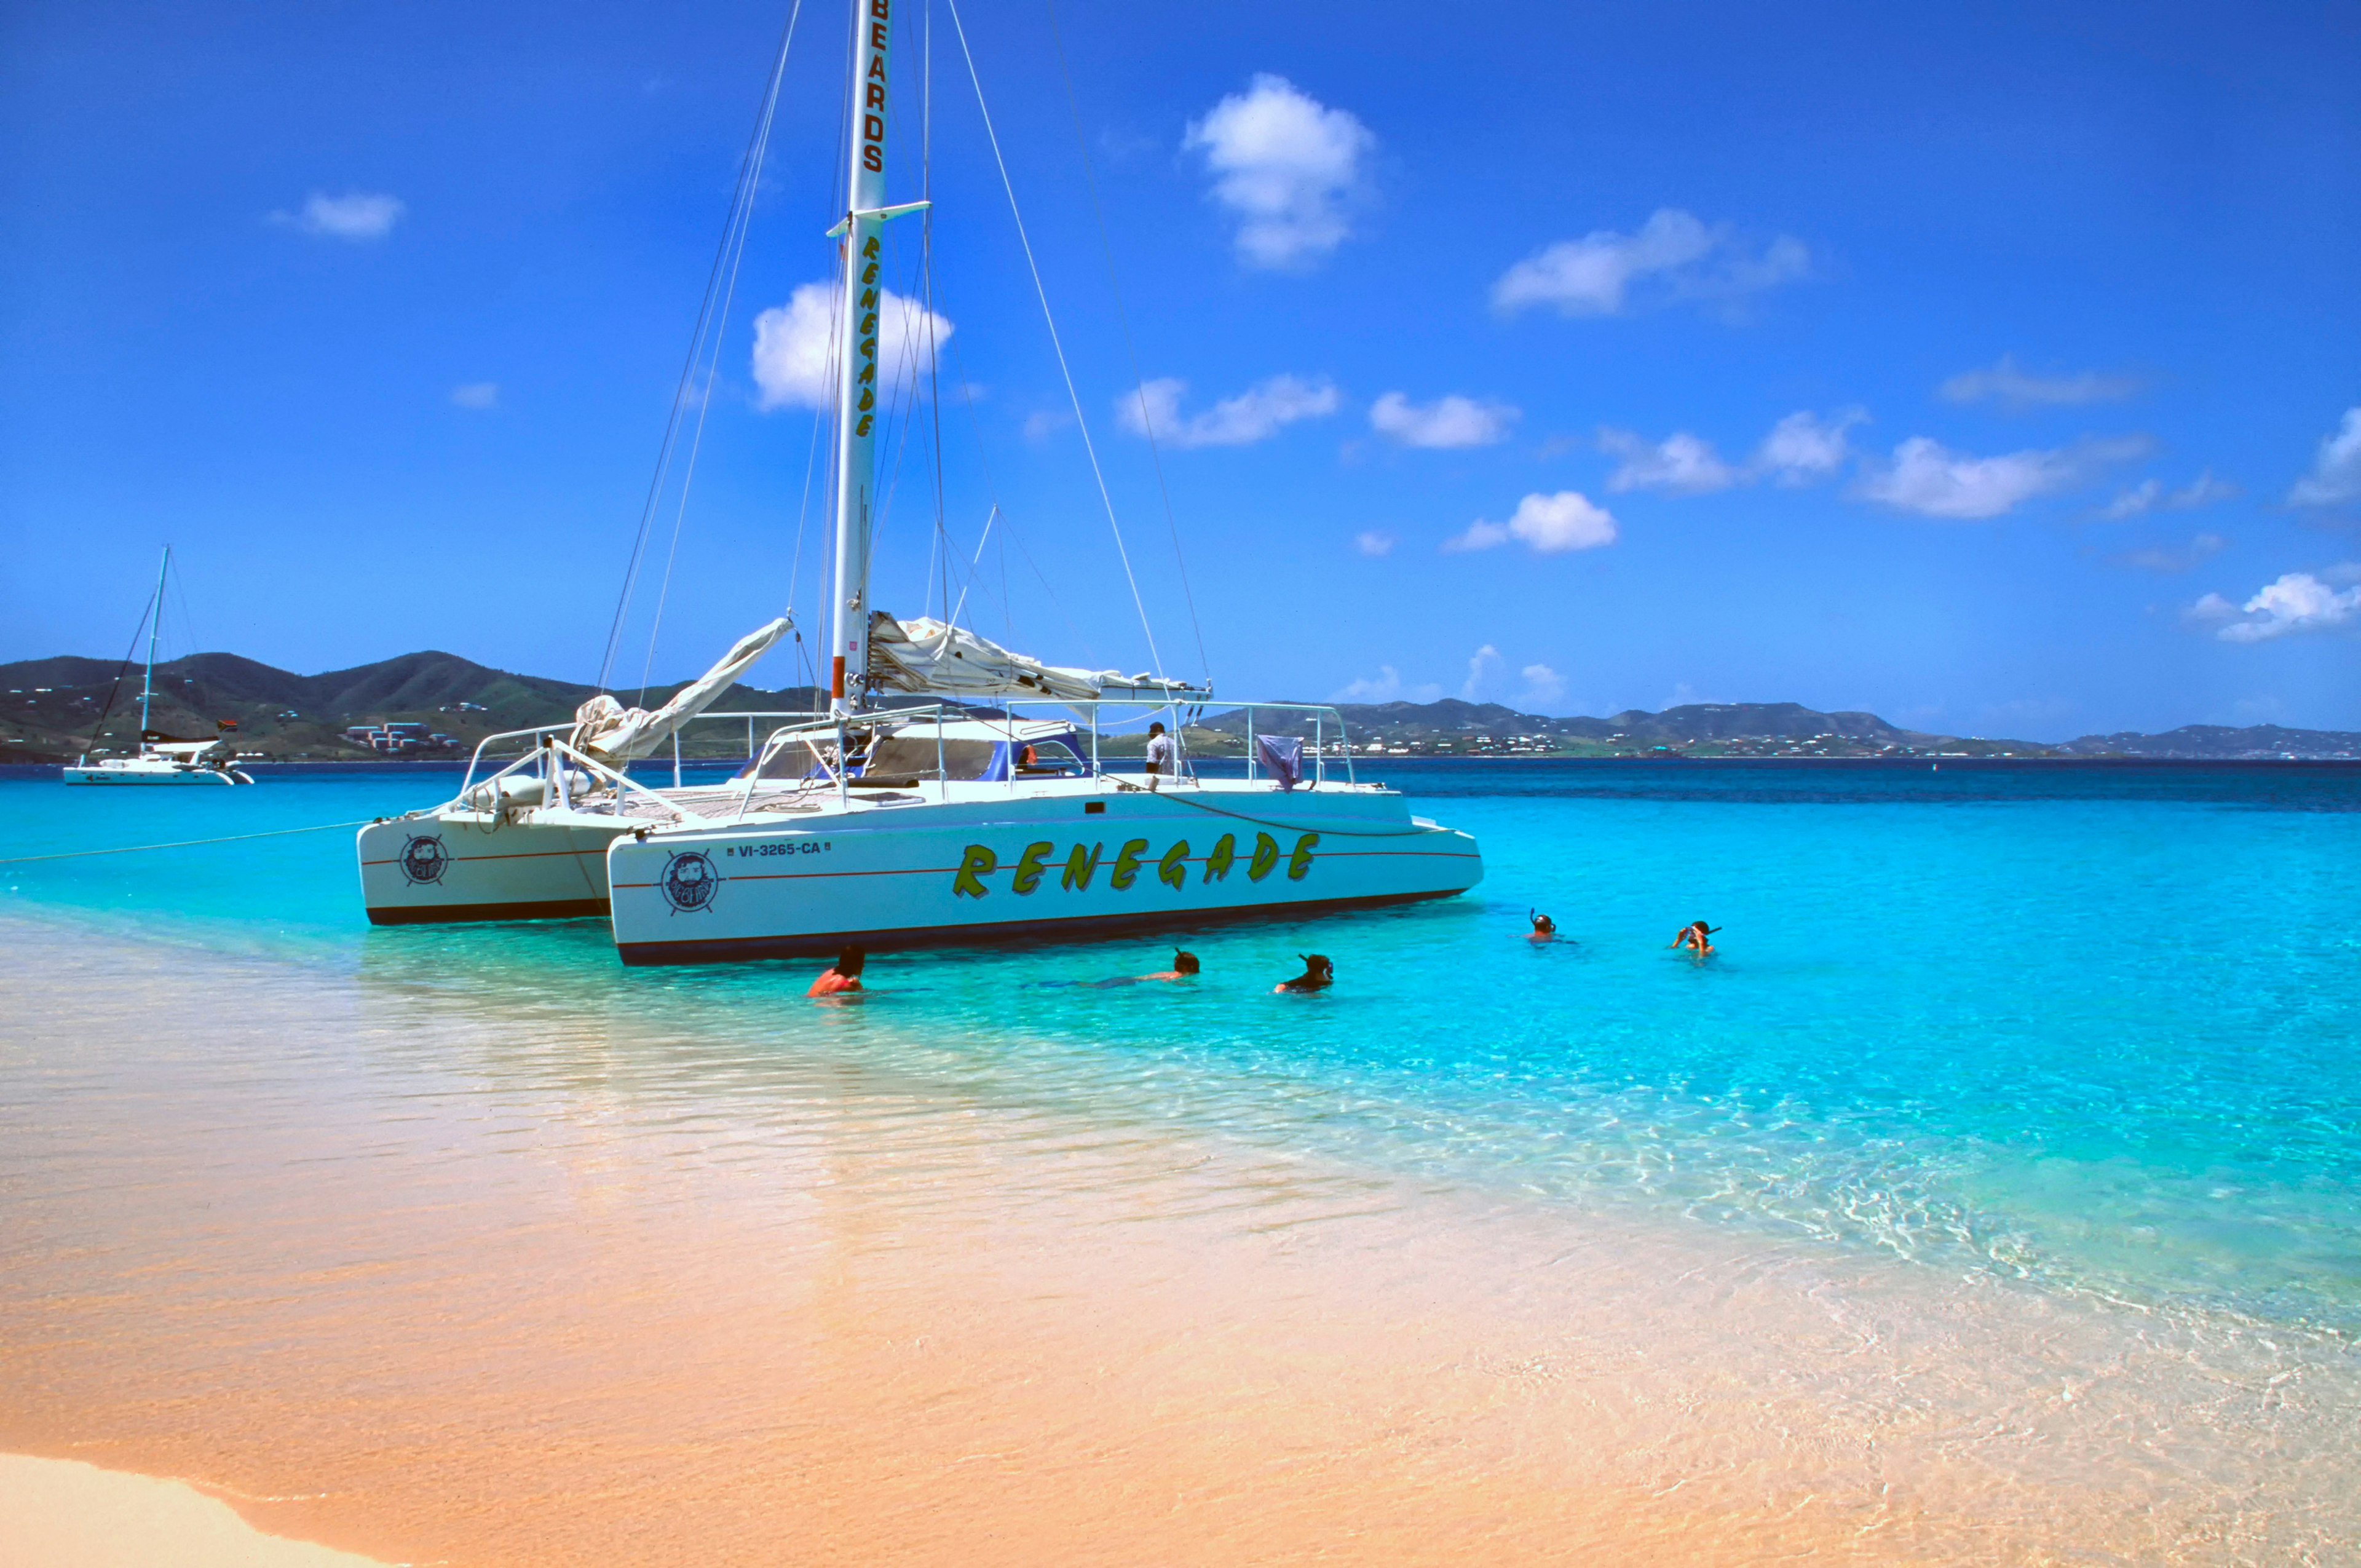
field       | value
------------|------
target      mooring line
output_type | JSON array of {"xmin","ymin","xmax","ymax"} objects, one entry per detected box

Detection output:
[{"xmin": 0, "ymin": 819, "xmax": 376, "ymax": 866}]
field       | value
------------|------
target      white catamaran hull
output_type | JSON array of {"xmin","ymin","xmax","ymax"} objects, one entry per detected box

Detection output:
[
  {"xmin": 63, "ymin": 764, "xmax": 249, "ymax": 785},
  {"xmin": 357, "ymin": 812, "xmax": 630, "ymax": 925},
  {"xmin": 606, "ymin": 786, "xmax": 1482, "ymax": 965}
]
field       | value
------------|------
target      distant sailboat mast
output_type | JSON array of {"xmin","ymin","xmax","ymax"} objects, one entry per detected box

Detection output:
[
  {"xmin": 140, "ymin": 544, "xmax": 169, "ymax": 737},
  {"xmin": 826, "ymin": 0, "xmax": 923, "ymax": 717}
]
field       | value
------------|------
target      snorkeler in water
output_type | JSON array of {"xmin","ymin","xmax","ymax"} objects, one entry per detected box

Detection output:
[
  {"xmin": 1670, "ymin": 921, "xmax": 1719, "ymax": 956},
  {"xmin": 1529, "ymin": 909, "xmax": 1557, "ymax": 940},
  {"xmin": 1141, "ymin": 951, "xmax": 1201, "ymax": 981},
  {"xmin": 808, "ymin": 946, "xmax": 867, "ymax": 997},
  {"xmin": 1275, "ymin": 954, "xmax": 1334, "ymax": 994}
]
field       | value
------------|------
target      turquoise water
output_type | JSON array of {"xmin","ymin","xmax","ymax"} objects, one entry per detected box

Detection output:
[{"xmin": 6, "ymin": 760, "xmax": 2358, "ymax": 1336}]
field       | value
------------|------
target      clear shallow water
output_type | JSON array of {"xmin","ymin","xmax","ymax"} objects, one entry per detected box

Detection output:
[
  {"xmin": 6, "ymin": 761, "xmax": 2361, "ymax": 1562},
  {"xmin": 4, "ymin": 761, "xmax": 2358, "ymax": 1336}
]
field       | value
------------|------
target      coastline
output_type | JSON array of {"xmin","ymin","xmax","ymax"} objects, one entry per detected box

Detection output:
[
  {"xmin": 5, "ymin": 910, "xmax": 2355, "ymax": 1564},
  {"xmin": 0, "ymin": 1453, "xmax": 389, "ymax": 1567}
]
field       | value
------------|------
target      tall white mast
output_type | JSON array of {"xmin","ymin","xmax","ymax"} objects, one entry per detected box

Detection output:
[
  {"xmin": 826, "ymin": 0, "xmax": 901, "ymax": 716},
  {"xmin": 140, "ymin": 544, "xmax": 169, "ymax": 737}
]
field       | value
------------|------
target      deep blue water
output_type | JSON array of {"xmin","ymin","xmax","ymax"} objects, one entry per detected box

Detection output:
[{"xmin": 5, "ymin": 759, "xmax": 2357, "ymax": 1334}]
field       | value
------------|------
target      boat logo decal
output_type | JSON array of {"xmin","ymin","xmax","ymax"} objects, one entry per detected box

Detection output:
[
  {"xmin": 398, "ymin": 834, "xmax": 451, "ymax": 885},
  {"xmin": 658, "ymin": 850, "xmax": 721, "ymax": 914}
]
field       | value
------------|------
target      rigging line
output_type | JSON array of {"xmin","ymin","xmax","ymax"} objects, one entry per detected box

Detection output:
[
  {"xmin": 1040, "ymin": 0, "xmax": 1209, "ymax": 688},
  {"xmin": 82, "ymin": 594, "xmax": 156, "ymax": 754},
  {"xmin": 941, "ymin": 0, "xmax": 1166, "ymax": 681},
  {"xmin": 0, "ymin": 818, "xmax": 376, "ymax": 866},
  {"xmin": 635, "ymin": 0, "xmax": 805, "ymax": 706},
  {"xmin": 946, "ymin": 505, "xmax": 997, "ymax": 626},
  {"xmin": 598, "ymin": 2, "xmax": 804, "ymax": 693},
  {"xmin": 1099, "ymin": 783, "xmax": 1435, "ymax": 839}
]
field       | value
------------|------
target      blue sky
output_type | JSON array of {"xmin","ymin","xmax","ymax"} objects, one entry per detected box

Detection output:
[{"xmin": 3, "ymin": 0, "xmax": 2357, "ymax": 738}]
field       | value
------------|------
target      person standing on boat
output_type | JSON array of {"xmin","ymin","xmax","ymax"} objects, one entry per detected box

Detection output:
[{"xmin": 1144, "ymin": 722, "xmax": 1175, "ymax": 790}]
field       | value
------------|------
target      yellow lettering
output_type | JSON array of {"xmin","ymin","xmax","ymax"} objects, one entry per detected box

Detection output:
[
  {"xmin": 1287, "ymin": 833, "xmax": 1320, "ymax": 881},
  {"xmin": 1060, "ymin": 842, "xmax": 1102, "ymax": 890},
  {"xmin": 1011, "ymin": 841, "xmax": 1053, "ymax": 895},
  {"xmin": 952, "ymin": 844, "xmax": 997, "ymax": 898},
  {"xmin": 860, "ymin": 312, "xmax": 877, "ymax": 336},
  {"xmin": 861, "ymin": 261, "xmax": 879, "ymax": 283},
  {"xmin": 1247, "ymin": 832, "xmax": 1279, "ymax": 882},
  {"xmin": 1157, "ymin": 841, "xmax": 1189, "ymax": 889},
  {"xmin": 1203, "ymin": 832, "xmax": 1236, "ymax": 882},
  {"xmin": 860, "ymin": 287, "xmax": 878, "ymax": 311},
  {"xmin": 862, "ymin": 237, "xmax": 880, "ymax": 258},
  {"xmin": 1110, "ymin": 838, "xmax": 1150, "ymax": 890}
]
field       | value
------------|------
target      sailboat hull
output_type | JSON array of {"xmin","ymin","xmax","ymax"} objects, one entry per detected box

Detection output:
[
  {"xmin": 606, "ymin": 785, "xmax": 1482, "ymax": 965},
  {"xmin": 356, "ymin": 814, "xmax": 627, "ymax": 925}
]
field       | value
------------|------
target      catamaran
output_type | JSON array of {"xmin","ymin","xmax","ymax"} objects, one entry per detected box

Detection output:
[
  {"xmin": 357, "ymin": 0, "xmax": 1482, "ymax": 956},
  {"xmin": 65, "ymin": 546, "xmax": 253, "ymax": 786}
]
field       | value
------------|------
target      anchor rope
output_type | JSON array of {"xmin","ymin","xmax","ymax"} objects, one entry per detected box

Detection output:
[{"xmin": 0, "ymin": 819, "xmax": 378, "ymax": 866}]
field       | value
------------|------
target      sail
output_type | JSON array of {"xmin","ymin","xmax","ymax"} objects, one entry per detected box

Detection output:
[
  {"xmin": 571, "ymin": 617, "xmax": 791, "ymax": 763},
  {"xmin": 866, "ymin": 614, "xmax": 1208, "ymax": 703}
]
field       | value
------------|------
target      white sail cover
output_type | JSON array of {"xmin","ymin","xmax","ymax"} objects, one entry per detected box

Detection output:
[
  {"xmin": 866, "ymin": 614, "xmax": 1208, "ymax": 703},
  {"xmin": 571, "ymin": 617, "xmax": 791, "ymax": 763}
]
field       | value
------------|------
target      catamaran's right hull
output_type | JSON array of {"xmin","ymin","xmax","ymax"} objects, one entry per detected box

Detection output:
[
  {"xmin": 63, "ymin": 767, "xmax": 248, "ymax": 785},
  {"xmin": 606, "ymin": 789, "xmax": 1482, "ymax": 965}
]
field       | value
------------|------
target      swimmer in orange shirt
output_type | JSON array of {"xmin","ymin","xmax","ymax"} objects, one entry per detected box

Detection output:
[
  {"xmin": 808, "ymin": 946, "xmax": 867, "ymax": 997},
  {"xmin": 1529, "ymin": 909, "xmax": 1558, "ymax": 940}
]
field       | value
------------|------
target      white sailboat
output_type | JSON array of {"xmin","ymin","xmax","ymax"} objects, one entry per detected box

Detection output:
[
  {"xmin": 358, "ymin": 0, "xmax": 1482, "ymax": 954},
  {"xmin": 64, "ymin": 547, "xmax": 254, "ymax": 786}
]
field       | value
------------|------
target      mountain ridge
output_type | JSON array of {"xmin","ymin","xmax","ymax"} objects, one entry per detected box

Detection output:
[{"xmin": 4, "ymin": 651, "xmax": 2355, "ymax": 762}]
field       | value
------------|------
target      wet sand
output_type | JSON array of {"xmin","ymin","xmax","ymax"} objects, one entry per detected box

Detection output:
[
  {"xmin": 0, "ymin": 1453, "xmax": 389, "ymax": 1567},
  {"xmin": 2, "ymin": 916, "xmax": 2354, "ymax": 1564}
]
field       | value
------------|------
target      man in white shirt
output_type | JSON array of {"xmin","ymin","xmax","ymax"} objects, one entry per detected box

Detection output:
[{"xmin": 1144, "ymin": 721, "xmax": 1175, "ymax": 790}]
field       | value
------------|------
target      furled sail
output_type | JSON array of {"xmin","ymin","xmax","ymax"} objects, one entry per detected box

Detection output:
[
  {"xmin": 571, "ymin": 617, "xmax": 791, "ymax": 763},
  {"xmin": 866, "ymin": 614, "xmax": 1208, "ymax": 703}
]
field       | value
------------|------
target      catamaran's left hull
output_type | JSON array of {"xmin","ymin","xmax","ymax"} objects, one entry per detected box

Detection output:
[
  {"xmin": 63, "ymin": 766, "xmax": 250, "ymax": 785},
  {"xmin": 606, "ymin": 789, "xmax": 1482, "ymax": 965},
  {"xmin": 356, "ymin": 814, "xmax": 628, "ymax": 924}
]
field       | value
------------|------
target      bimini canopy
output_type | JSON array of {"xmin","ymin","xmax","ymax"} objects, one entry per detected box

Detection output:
[
  {"xmin": 571, "ymin": 617, "xmax": 791, "ymax": 764},
  {"xmin": 745, "ymin": 718, "xmax": 1093, "ymax": 784},
  {"xmin": 866, "ymin": 614, "xmax": 1208, "ymax": 704}
]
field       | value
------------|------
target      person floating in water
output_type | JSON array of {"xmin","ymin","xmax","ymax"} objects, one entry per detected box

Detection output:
[
  {"xmin": 1670, "ymin": 921, "xmax": 1719, "ymax": 956},
  {"xmin": 808, "ymin": 945, "xmax": 866, "ymax": 997},
  {"xmin": 1275, "ymin": 954, "xmax": 1334, "ymax": 994},
  {"xmin": 1142, "ymin": 951, "xmax": 1200, "ymax": 981},
  {"xmin": 1529, "ymin": 909, "xmax": 1558, "ymax": 940}
]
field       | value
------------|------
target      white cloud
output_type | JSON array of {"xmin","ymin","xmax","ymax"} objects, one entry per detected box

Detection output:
[
  {"xmin": 450, "ymin": 382, "xmax": 498, "ymax": 410},
  {"xmin": 750, "ymin": 281, "xmax": 952, "ymax": 412},
  {"xmin": 2113, "ymin": 533, "xmax": 2227, "ymax": 574},
  {"xmin": 2202, "ymin": 569, "xmax": 2361, "ymax": 643},
  {"xmin": 1447, "ymin": 491, "xmax": 1618, "ymax": 554},
  {"xmin": 1331, "ymin": 665, "xmax": 1441, "ymax": 704},
  {"xmin": 1021, "ymin": 410, "xmax": 1069, "ymax": 442},
  {"xmin": 1353, "ymin": 530, "xmax": 1395, "ymax": 557},
  {"xmin": 1460, "ymin": 644, "xmax": 1502, "ymax": 702},
  {"xmin": 1754, "ymin": 408, "xmax": 1865, "ymax": 485},
  {"xmin": 1117, "ymin": 374, "xmax": 1338, "ymax": 448},
  {"xmin": 1600, "ymin": 428, "xmax": 1741, "ymax": 494},
  {"xmin": 1369, "ymin": 392, "xmax": 1518, "ymax": 449},
  {"xmin": 1939, "ymin": 355, "xmax": 2144, "ymax": 408},
  {"xmin": 1853, "ymin": 435, "xmax": 2147, "ymax": 520},
  {"xmin": 2100, "ymin": 470, "xmax": 2236, "ymax": 520},
  {"xmin": 1183, "ymin": 74, "xmax": 1374, "ymax": 270},
  {"xmin": 1491, "ymin": 208, "xmax": 1808, "ymax": 317},
  {"xmin": 2288, "ymin": 408, "xmax": 2361, "ymax": 506},
  {"xmin": 277, "ymin": 191, "xmax": 405, "ymax": 241},
  {"xmin": 1519, "ymin": 663, "xmax": 1565, "ymax": 707}
]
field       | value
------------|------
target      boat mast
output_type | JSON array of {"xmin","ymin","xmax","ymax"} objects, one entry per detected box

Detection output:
[
  {"xmin": 827, "ymin": 0, "xmax": 898, "ymax": 717},
  {"xmin": 140, "ymin": 545, "xmax": 169, "ymax": 738}
]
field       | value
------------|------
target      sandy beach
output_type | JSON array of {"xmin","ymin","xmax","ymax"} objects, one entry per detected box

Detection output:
[{"xmin": 4, "ymin": 913, "xmax": 2354, "ymax": 1564}]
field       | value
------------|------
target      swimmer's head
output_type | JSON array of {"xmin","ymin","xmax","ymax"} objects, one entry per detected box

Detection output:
[
  {"xmin": 1530, "ymin": 909, "xmax": 1556, "ymax": 932},
  {"xmin": 1302, "ymin": 953, "xmax": 1332, "ymax": 979},
  {"xmin": 1173, "ymin": 951, "xmax": 1200, "ymax": 975},
  {"xmin": 836, "ymin": 946, "xmax": 867, "ymax": 976}
]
